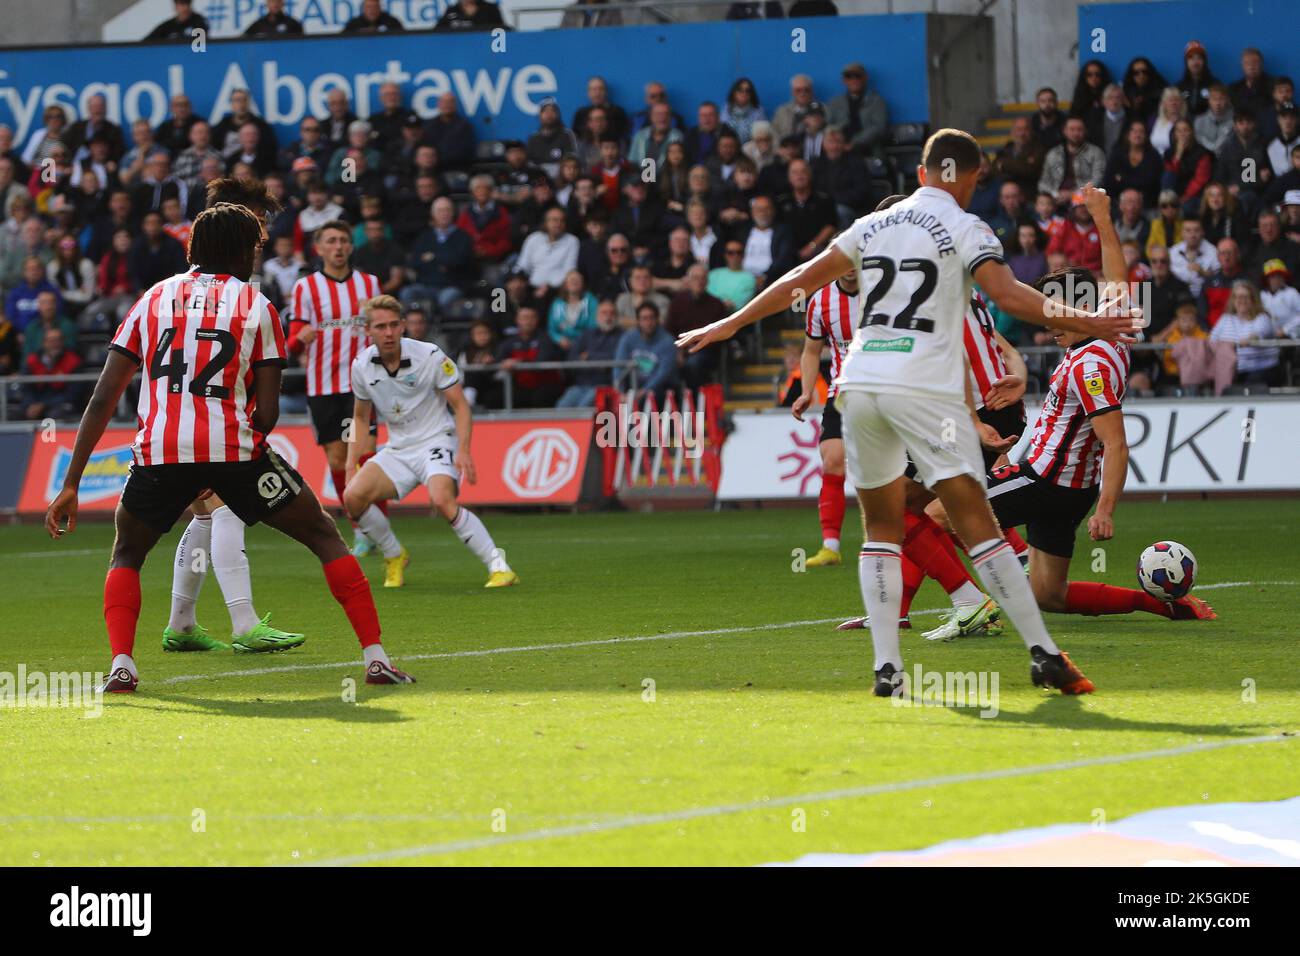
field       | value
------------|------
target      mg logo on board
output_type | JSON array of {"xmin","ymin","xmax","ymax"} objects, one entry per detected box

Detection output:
[{"xmin": 502, "ymin": 428, "xmax": 580, "ymax": 499}]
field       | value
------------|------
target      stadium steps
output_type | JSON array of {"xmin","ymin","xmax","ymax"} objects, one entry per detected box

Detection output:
[{"xmin": 975, "ymin": 100, "xmax": 1072, "ymax": 152}]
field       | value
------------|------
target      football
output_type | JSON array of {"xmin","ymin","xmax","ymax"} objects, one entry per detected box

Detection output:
[{"xmin": 1137, "ymin": 541, "xmax": 1198, "ymax": 601}]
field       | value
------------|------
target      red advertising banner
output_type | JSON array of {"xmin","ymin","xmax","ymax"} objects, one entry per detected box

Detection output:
[{"xmin": 17, "ymin": 418, "xmax": 596, "ymax": 515}]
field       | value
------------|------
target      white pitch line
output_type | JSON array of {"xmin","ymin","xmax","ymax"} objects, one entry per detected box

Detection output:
[
  {"xmin": 152, "ymin": 579, "xmax": 1296, "ymax": 687},
  {"xmin": 302, "ymin": 733, "xmax": 1296, "ymax": 866},
  {"xmin": 156, "ymin": 613, "xmax": 901, "ymax": 685}
]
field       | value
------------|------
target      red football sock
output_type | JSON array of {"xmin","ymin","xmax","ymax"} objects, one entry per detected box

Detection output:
[
  {"xmin": 1065, "ymin": 582, "xmax": 1173, "ymax": 618},
  {"xmin": 899, "ymin": 554, "xmax": 925, "ymax": 618},
  {"xmin": 818, "ymin": 471, "xmax": 846, "ymax": 544},
  {"xmin": 104, "ymin": 567, "xmax": 141, "ymax": 658},
  {"xmin": 1005, "ymin": 528, "xmax": 1028, "ymax": 555},
  {"xmin": 905, "ymin": 512, "xmax": 973, "ymax": 594},
  {"xmin": 323, "ymin": 555, "xmax": 383, "ymax": 647},
  {"xmin": 358, "ymin": 453, "xmax": 387, "ymax": 515}
]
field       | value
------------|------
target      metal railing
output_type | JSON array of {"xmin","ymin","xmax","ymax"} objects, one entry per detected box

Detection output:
[
  {"xmin": 0, "ymin": 359, "xmax": 641, "ymax": 422},
  {"xmin": 510, "ymin": 0, "xmax": 740, "ymax": 30}
]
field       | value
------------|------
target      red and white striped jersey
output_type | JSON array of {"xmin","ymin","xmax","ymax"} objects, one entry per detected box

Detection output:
[
  {"xmin": 805, "ymin": 281, "xmax": 859, "ymax": 397},
  {"xmin": 110, "ymin": 269, "xmax": 287, "ymax": 465},
  {"xmin": 1026, "ymin": 339, "xmax": 1130, "ymax": 489},
  {"xmin": 291, "ymin": 270, "xmax": 380, "ymax": 396},
  {"xmin": 964, "ymin": 292, "xmax": 1009, "ymax": 411}
]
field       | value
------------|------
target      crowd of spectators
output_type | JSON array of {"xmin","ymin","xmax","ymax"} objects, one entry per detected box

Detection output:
[
  {"xmin": 987, "ymin": 42, "xmax": 1300, "ymax": 393},
  {"xmin": 0, "ymin": 46, "xmax": 891, "ymax": 417}
]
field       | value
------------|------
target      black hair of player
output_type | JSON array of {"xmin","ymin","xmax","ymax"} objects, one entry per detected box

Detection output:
[
  {"xmin": 205, "ymin": 176, "xmax": 283, "ymax": 216},
  {"xmin": 874, "ymin": 194, "xmax": 907, "ymax": 212},
  {"xmin": 1032, "ymin": 266, "xmax": 1097, "ymax": 310},
  {"xmin": 921, "ymin": 128, "xmax": 982, "ymax": 176},
  {"xmin": 189, "ymin": 202, "xmax": 261, "ymax": 279}
]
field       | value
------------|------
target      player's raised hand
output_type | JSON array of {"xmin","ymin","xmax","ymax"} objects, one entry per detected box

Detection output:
[
  {"xmin": 1082, "ymin": 183, "xmax": 1111, "ymax": 221},
  {"xmin": 45, "ymin": 488, "xmax": 78, "ymax": 539},
  {"xmin": 1090, "ymin": 300, "xmax": 1144, "ymax": 342},
  {"xmin": 675, "ymin": 316, "xmax": 738, "ymax": 354},
  {"xmin": 791, "ymin": 393, "xmax": 813, "ymax": 422},
  {"xmin": 459, "ymin": 450, "xmax": 477, "ymax": 486},
  {"xmin": 984, "ymin": 373, "xmax": 1026, "ymax": 410}
]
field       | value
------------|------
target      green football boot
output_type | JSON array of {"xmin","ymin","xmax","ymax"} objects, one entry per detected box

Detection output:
[
  {"xmin": 231, "ymin": 614, "xmax": 307, "ymax": 653},
  {"xmin": 162, "ymin": 622, "xmax": 231, "ymax": 652}
]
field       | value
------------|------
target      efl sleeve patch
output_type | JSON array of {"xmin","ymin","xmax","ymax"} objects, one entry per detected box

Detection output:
[
  {"xmin": 442, "ymin": 359, "xmax": 456, "ymax": 377},
  {"xmin": 1083, "ymin": 370, "xmax": 1106, "ymax": 396}
]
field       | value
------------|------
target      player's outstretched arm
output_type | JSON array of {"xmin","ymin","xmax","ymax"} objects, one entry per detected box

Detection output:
[
  {"xmin": 983, "ymin": 329, "xmax": 1028, "ymax": 411},
  {"xmin": 345, "ymin": 396, "xmax": 373, "ymax": 482},
  {"xmin": 1088, "ymin": 409, "xmax": 1128, "ymax": 541},
  {"xmin": 444, "ymin": 383, "xmax": 477, "ymax": 485},
  {"xmin": 677, "ymin": 245, "xmax": 854, "ymax": 353},
  {"xmin": 45, "ymin": 350, "xmax": 137, "ymax": 538},
  {"xmin": 791, "ymin": 336, "xmax": 824, "ymax": 422},
  {"xmin": 1082, "ymin": 185, "xmax": 1127, "ymax": 289},
  {"xmin": 974, "ymin": 260, "xmax": 1139, "ymax": 341}
]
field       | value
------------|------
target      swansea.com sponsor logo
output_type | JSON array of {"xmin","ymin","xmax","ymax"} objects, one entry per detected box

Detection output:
[{"xmin": 49, "ymin": 886, "xmax": 151, "ymax": 936}]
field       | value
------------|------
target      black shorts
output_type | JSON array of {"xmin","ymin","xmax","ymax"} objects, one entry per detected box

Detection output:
[
  {"xmin": 977, "ymin": 402, "xmax": 1027, "ymax": 472},
  {"xmin": 120, "ymin": 450, "xmax": 305, "ymax": 534},
  {"xmin": 307, "ymin": 392, "xmax": 376, "ymax": 446},
  {"xmin": 984, "ymin": 462, "xmax": 1099, "ymax": 558},
  {"xmin": 819, "ymin": 396, "xmax": 843, "ymax": 443}
]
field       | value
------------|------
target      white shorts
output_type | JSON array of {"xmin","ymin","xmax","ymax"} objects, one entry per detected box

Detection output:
[
  {"xmin": 369, "ymin": 439, "xmax": 459, "ymax": 500},
  {"xmin": 837, "ymin": 389, "xmax": 984, "ymax": 491}
]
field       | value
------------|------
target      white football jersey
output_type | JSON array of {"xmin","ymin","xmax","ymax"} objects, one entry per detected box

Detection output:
[
  {"xmin": 831, "ymin": 186, "xmax": 1005, "ymax": 400},
  {"xmin": 350, "ymin": 339, "xmax": 462, "ymax": 450}
]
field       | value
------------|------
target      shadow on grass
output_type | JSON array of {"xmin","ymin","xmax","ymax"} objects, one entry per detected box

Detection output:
[
  {"xmin": 116, "ymin": 690, "xmax": 414, "ymax": 724},
  {"xmin": 946, "ymin": 693, "xmax": 1273, "ymax": 738}
]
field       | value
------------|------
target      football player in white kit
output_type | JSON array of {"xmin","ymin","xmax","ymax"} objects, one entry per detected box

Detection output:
[
  {"xmin": 678, "ymin": 129, "xmax": 1139, "ymax": 697},
  {"xmin": 342, "ymin": 296, "xmax": 518, "ymax": 590}
]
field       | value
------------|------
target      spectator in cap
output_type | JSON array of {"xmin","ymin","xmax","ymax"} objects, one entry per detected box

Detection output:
[
  {"xmin": 1178, "ymin": 40, "xmax": 1218, "ymax": 116},
  {"xmin": 494, "ymin": 140, "xmax": 544, "ymax": 208},
  {"xmin": 797, "ymin": 102, "xmax": 827, "ymax": 162},
  {"xmin": 1281, "ymin": 191, "xmax": 1300, "ymax": 246},
  {"xmin": 1266, "ymin": 106, "xmax": 1300, "ymax": 179},
  {"xmin": 526, "ymin": 101, "xmax": 578, "ymax": 180},
  {"xmin": 343, "ymin": 0, "xmax": 404, "ymax": 33},
  {"xmin": 742, "ymin": 121, "xmax": 777, "ymax": 172},
  {"xmin": 145, "ymin": 0, "xmax": 208, "ymax": 42},
  {"xmin": 721, "ymin": 78, "xmax": 766, "ymax": 144},
  {"xmin": 1260, "ymin": 259, "xmax": 1300, "ymax": 336},
  {"xmin": 826, "ymin": 62, "xmax": 888, "ymax": 156},
  {"xmin": 770, "ymin": 75, "xmax": 815, "ymax": 142},
  {"xmin": 1229, "ymin": 47, "xmax": 1273, "ymax": 119},
  {"xmin": 245, "ymin": 0, "xmax": 305, "ymax": 36},
  {"xmin": 421, "ymin": 92, "xmax": 476, "ymax": 170},
  {"xmin": 435, "ymin": 0, "xmax": 506, "ymax": 31}
]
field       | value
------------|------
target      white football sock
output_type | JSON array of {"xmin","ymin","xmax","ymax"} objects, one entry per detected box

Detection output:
[
  {"xmin": 969, "ymin": 539, "xmax": 1059, "ymax": 654},
  {"xmin": 110, "ymin": 653, "xmax": 137, "ymax": 678},
  {"xmin": 949, "ymin": 581, "xmax": 985, "ymax": 607},
  {"xmin": 859, "ymin": 542, "xmax": 904, "ymax": 671},
  {"xmin": 363, "ymin": 644, "xmax": 390, "ymax": 667},
  {"xmin": 823, "ymin": 537, "xmax": 841, "ymax": 553},
  {"xmin": 449, "ymin": 507, "xmax": 500, "ymax": 568},
  {"xmin": 357, "ymin": 505, "xmax": 403, "ymax": 559},
  {"xmin": 210, "ymin": 506, "xmax": 260, "ymax": 636},
  {"xmin": 168, "ymin": 516, "xmax": 211, "ymax": 632}
]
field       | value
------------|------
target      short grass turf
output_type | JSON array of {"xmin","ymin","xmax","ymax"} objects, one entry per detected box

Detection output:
[{"xmin": 0, "ymin": 498, "xmax": 1297, "ymax": 866}]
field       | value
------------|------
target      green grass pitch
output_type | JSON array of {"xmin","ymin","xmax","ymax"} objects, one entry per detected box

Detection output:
[{"xmin": 1, "ymin": 498, "xmax": 1297, "ymax": 866}]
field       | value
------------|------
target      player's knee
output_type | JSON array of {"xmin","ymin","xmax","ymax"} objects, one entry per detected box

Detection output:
[
  {"xmin": 342, "ymin": 487, "xmax": 368, "ymax": 521},
  {"xmin": 1033, "ymin": 579, "xmax": 1068, "ymax": 612},
  {"xmin": 430, "ymin": 489, "xmax": 457, "ymax": 518},
  {"xmin": 822, "ymin": 452, "xmax": 845, "ymax": 476}
]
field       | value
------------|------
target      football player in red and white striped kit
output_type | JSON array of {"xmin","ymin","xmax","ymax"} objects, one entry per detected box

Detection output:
[
  {"xmin": 930, "ymin": 185, "xmax": 1215, "ymax": 622},
  {"xmin": 288, "ymin": 220, "xmax": 385, "ymax": 554},
  {"xmin": 45, "ymin": 202, "xmax": 416, "ymax": 692}
]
